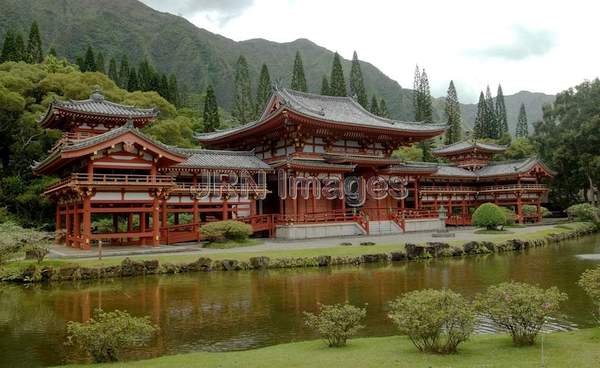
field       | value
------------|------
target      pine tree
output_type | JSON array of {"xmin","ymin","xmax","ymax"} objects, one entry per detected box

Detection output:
[
  {"xmin": 329, "ymin": 52, "xmax": 346, "ymax": 96},
  {"xmin": 233, "ymin": 55, "xmax": 254, "ymax": 123},
  {"xmin": 255, "ymin": 63, "xmax": 272, "ymax": 117},
  {"xmin": 418, "ymin": 69, "xmax": 433, "ymax": 122},
  {"xmin": 370, "ymin": 95, "xmax": 380, "ymax": 115},
  {"xmin": 168, "ymin": 74, "xmax": 179, "ymax": 106},
  {"xmin": 203, "ymin": 84, "xmax": 220, "ymax": 132},
  {"xmin": 48, "ymin": 47, "xmax": 57, "ymax": 57},
  {"xmin": 320, "ymin": 75, "xmax": 330, "ymax": 95},
  {"xmin": 413, "ymin": 64, "xmax": 421, "ymax": 119},
  {"xmin": 76, "ymin": 57, "xmax": 84, "ymax": 71},
  {"xmin": 118, "ymin": 55, "xmax": 130, "ymax": 89},
  {"xmin": 516, "ymin": 103, "xmax": 529, "ymax": 137},
  {"xmin": 379, "ymin": 98, "xmax": 390, "ymax": 118},
  {"xmin": 445, "ymin": 80, "xmax": 462, "ymax": 145},
  {"xmin": 95, "ymin": 51, "xmax": 105, "ymax": 74},
  {"xmin": 484, "ymin": 85, "xmax": 497, "ymax": 138},
  {"xmin": 137, "ymin": 58, "xmax": 153, "ymax": 91},
  {"xmin": 496, "ymin": 84, "xmax": 508, "ymax": 135},
  {"xmin": 159, "ymin": 74, "xmax": 169, "ymax": 100},
  {"xmin": 1, "ymin": 29, "xmax": 16, "ymax": 62},
  {"xmin": 349, "ymin": 51, "xmax": 368, "ymax": 108},
  {"xmin": 26, "ymin": 21, "xmax": 43, "ymax": 63},
  {"xmin": 14, "ymin": 32, "xmax": 25, "ymax": 62},
  {"xmin": 82, "ymin": 46, "xmax": 96, "ymax": 72},
  {"xmin": 127, "ymin": 67, "xmax": 139, "ymax": 91},
  {"xmin": 290, "ymin": 51, "xmax": 307, "ymax": 92},
  {"xmin": 473, "ymin": 91, "xmax": 486, "ymax": 139},
  {"xmin": 108, "ymin": 57, "xmax": 118, "ymax": 82}
]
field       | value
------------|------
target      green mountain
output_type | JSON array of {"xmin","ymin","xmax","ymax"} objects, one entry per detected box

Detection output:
[{"xmin": 0, "ymin": 0, "xmax": 555, "ymax": 130}]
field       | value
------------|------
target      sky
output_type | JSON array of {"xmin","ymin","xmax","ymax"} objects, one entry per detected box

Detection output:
[{"xmin": 140, "ymin": 0, "xmax": 599, "ymax": 102}]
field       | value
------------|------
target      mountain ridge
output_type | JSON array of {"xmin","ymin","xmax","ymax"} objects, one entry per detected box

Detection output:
[{"xmin": 0, "ymin": 0, "xmax": 555, "ymax": 133}]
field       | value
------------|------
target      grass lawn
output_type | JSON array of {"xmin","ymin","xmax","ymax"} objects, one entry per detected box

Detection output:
[
  {"xmin": 202, "ymin": 238, "xmax": 263, "ymax": 249},
  {"xmin": 63, "ymin": 328, "xmax": 600, "ymax": 368},
  {"xmin": 473, "ymin": 229, "xmax": 515, "ymax": 234}
]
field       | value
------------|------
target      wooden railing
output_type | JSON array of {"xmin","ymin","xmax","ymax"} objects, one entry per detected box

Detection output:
[
  {"xmin": 446, "ymin": 215, "xmax": 471, "ymax": 226},
  {"xmin": 160, "ymin": 222, "xmax": 201, "ymax": 244},
  {"xmin": 479, "ymin": 184, "xmax": 548, "ymax": 192},
  {"xmin": 420, "ymin": 186, "xmax": 477, "ymax": 192},
  {"xmin": 46, "ymin": 173, "xmax": 175, "ymax": 192},
  {"xmin": 238, "ymin": 214, "xmax": 276, "ymax": 237},
  {"xmin": 172, "ymin": 183, "xmax": 269, "ymax": 194}
]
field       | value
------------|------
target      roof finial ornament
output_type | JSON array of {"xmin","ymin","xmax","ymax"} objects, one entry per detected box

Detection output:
[
  {"xmin": 352, "ymin": 93, "xmax": 358, "ymax": 101},
  {"xmin": 125, "ymin": 114, "xmax": 135, "ymax": 129},
  {"xmin": 90, "ymin": 85, "xmax": 104, "ymax": 102}
]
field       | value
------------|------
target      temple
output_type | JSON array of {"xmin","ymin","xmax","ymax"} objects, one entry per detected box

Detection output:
[{"xmin": 34, "ymin": 87, "xmax": 554, "ymax": 248}]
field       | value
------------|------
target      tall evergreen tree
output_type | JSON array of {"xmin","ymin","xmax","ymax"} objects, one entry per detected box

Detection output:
[
  {"xmin": 516, "ymin": 103, "xmax": 529, "ymax": 137},
  {"xmin": 137, "ymin": 58, "xmax": 153, "ymax": 91},
  {"xmin": 159, "ymin": 74, "xmax": 169, "ymax": 100},
  {"xmin": 473, "ymin": 91, "xmax": 486, "ymax": 139},
  {"xmin": 413, "ymin": 64, "xmax": 421, "ymax": 117},
  {"xmin": 118, "ymin": 55, "xmax": 130, "ymax": 89},
  {"xmin": 232, "ymin": 55, "xmax": 254, "ymax": 123},
  {"xmin": 418, "ymin": 69, "xmax": 433, "ymax": 122},
  {"xmin": 95, "ymin": 51, "xmax": 105, "ymax": 74},
  {"xmin": 495, "ymin": 84, "xmax": 508, "ymax": 135},
  {"xmin": 76, "ymin": 56, "xmax": 84, "ymax": 71},
  {"xmin": 26, "ymin": 21, "xmax": 43, "ymax": 63},
  {"xmin": 445, "ymin": 80, "xmax": 462, "ymax": 144},
  {"xmin": 127, "ymin": 67, "xmax": 139, "ymax": 91},
  {"xmin": 484, "ymin": 85, "xmax": 497, "ymax": 138},
  {"xmin": 379, "ymin": 98, "xmax": 390, "ymax": 118},
  {"xmin": 255, "ymin": 63, "xmax": 272, "ymax": 117},
  {"xmin": 14, "ymin": 32, "xmax": 25, "ymax": 62},
  {"xmin": 48, "ymin": 47, "xmax": 57, "ymax": 57},
  {"xmin": 320, "ymin": 75, "xmax": 330, "ymax": 95},
  {"xmin": 329, "ymin": 52, "xmax": 346, "ymax": 96},
  {"xmin": 168, "ymin": 74, "xmax": 179, "ymax": 106},
  {"xmin": 349, "ymin": 51, "xmax": 368, "ymax": 108},
  {"xmin": 82, "ymin": 46, "xmax": 96, "ymax": 72},
  {"xmin": 108, "ymin": 57, "xmax": 118, "ymax": 82},
  {"xmin": 1, "ymin": 29, "xmax": 16, "ymax": 62},
  {"xmin": 370, "ymin": 95, "xmax": 380, "ymax": 115},
  {"xmin": 203, "ymin": 84, "xmax": 220, "ymax": 132},
  {"xmin": 290, "ymin": 51, "xmax": 307, "ymax": 92}
]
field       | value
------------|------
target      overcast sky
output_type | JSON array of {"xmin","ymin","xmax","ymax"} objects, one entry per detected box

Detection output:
[{"xmin": 141, "ymin": 0, "xmax": 598, "ymax": 102}]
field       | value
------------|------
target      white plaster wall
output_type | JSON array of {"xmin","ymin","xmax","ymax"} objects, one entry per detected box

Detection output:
[{"xmin": 276, "ymin": 222, "xmax": 365, "ymax": 239}]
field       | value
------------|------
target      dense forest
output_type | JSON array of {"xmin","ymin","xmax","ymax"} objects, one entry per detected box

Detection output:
[{"xmin": 0, "ymin": 21, "xmax": 598, "ymax": 228}]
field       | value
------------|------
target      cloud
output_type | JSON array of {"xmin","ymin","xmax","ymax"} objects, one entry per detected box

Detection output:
[
  {"xmin": 140, "ymin": 0, "xmax": 254, "ymax": 24},
  {"xmin": 467, "ymin": 26, "xmax": 557, "ymax": 60}
]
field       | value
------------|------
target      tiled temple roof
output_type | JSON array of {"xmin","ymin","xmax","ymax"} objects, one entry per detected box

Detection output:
[
  {"xmin": 170, "ymin": 148, "xmax": 271, "ymax": 171},
  {"xmin": 39, "ymin": 88, "xmax": 158, "ymax": 128},
  {"xmin": 429, "ymin": 157, "xmax": 555, "ymax": 179},
  {"xmin": 432, "ymin": 140, "xmax": 507, "ymax": 155},
  {"xmin": 271, "ymin": 158, "xmax": 356, "ymax": 172},
  {"xmin": 197, "ymin": 88, "xmax": 447, "ymax": 141}
]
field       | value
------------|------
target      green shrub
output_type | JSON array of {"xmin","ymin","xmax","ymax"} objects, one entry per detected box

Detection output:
[
  {"xmin": 566, "ymin": 203, "xmax": 600, "ymax": 223},
  {"xmin": 522, "ymin": 205, "xmax": 552, "ymax": 218},
  {"xmin": 578, "ymin": 266, "xmax": 600, "ymax": 320},
  {"xmin": 474, "ymin": 282, "xmax": 567, "ymax": 346},
  {"xmin": 24, "ymin": 243, "xmax": 50, "ymax": 264},
  {"xmin": 66, "ymin": 309, "xmax": 157, "ymax": 363},
  {"xmin": 500, "ymin": 207, "xmax": 516, "ymax": 225},
  {"xmin": 201, "ymin": 220, "xmax": 252, "ymax": 242},
  {"xmin": 0, "ymin": 222, "xmax": 51, "ymax": 265},
  {"xmin": 304, "ymin": 303, "xmax": 367, "ymax": 347},
  {"xmin": 388, "ymin": 289, "xmax": 475, "ymax": 354},
  {"xmin": 472, "ymin": 203, "xmax": 506, "ymax": 230}
]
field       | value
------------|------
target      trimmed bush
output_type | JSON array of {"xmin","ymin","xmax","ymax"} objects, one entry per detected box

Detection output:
[
  {"xmin": 472, "ymin": 203, "xmax": 506, "ymax": 230},
  {"xmin": 388, "ymin": 289, "xmax": 475, "ymax": 354},
  {"xmin": 500, "ymin": 207, "xmax": 517, "ymax": 225},
  {"xmin": 66, "ymin": 309, "xmax": 157, "ymax": 363},
  {"xmin": 566, "ymin": 203, "xmax": 600, "ymax": 223},
  {"xmin": 522, "ymin": 205, "xmax": 551, "ymax": 218},
  {"xmin": 578, "ymin": 266, "xmax": 600, "ymax": 320},
  {"xmin": 474, "ymin": 282, "xmax": 567, "ymax": 346},
  {"xmin": 304, "ymin": 303, "xmax": 366, "ymax": 347},
  {"xmin": 201, "ymin": 220, "xmax": 252, "ymax": 242}
]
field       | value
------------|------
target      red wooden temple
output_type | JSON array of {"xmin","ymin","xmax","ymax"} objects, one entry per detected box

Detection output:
[{"xmin": 34, "ymin": 87, "xmax": 554, "ymax": 248}]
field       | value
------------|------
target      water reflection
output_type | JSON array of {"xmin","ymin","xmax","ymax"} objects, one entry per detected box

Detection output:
[{"xmin": 0, "ymin": 235, "xmax": 599, "ymax": 367}]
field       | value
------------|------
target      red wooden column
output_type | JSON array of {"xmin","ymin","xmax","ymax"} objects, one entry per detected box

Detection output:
[
  {"xmin": 140, "ymin": 212, "xmax": 146, "ymax": 246},
  {"xmin": 152, "ymin": 195, "xmax": 160, "ymax": 246},
  {"xmin": 55, "ymin": 205, "xmax": 62, "ymax": 244},
  {"xmin": 65, "ymin": 202, "xmax": 72, "ymax": 247},
  {"xmin": 192, "ymin": 173, "xmax": 199, "ymax": 239},
  {"xmin": 415, "ymin": 178, "xmax": 421, "ymax": 210},
  {"xmin": 222, "ymin": 197, "xmax": 228, "ymax": 220},
  {"xmin": 73, "ymin": 201, "xmax": 80, "ymax": 248},
  {"xmin": 82, "ymin": 194, "xmax": 92, "ymax": 250}
]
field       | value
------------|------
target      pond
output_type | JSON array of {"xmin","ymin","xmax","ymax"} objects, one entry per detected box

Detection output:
[{"xmin": 1, "ymin": 234, "xmax": 599, "ymax": 367}]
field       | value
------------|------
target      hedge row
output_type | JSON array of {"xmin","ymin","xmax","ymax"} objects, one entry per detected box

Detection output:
[{"xmin": 1, "ymin": 223, "xmax": 597, "ymax": 283}]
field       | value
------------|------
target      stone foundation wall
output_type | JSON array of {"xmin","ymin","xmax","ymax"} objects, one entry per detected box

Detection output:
[{"xmin": 275, "ymin": 222, "xmax": 366, "ymax": 239}]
